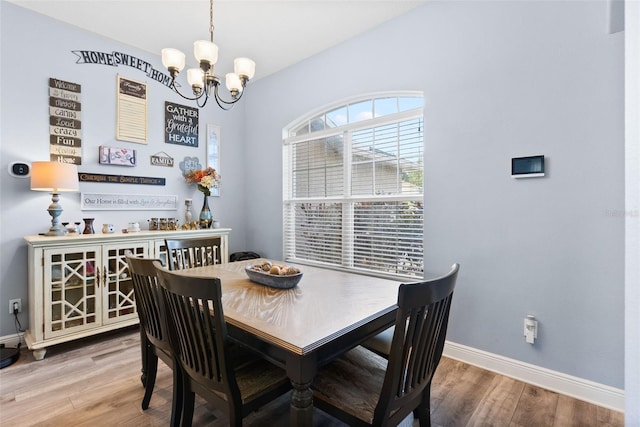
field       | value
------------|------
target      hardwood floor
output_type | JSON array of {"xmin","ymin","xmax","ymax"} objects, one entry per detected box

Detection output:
[{"xmin": 0, "ymin": 327, "xmax": 624, "ymax": 427}]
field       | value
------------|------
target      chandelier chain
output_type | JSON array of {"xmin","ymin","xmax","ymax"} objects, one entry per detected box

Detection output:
[{"xmin": 209, "ymin": 0, "xmax": 214, "ymax": 43}]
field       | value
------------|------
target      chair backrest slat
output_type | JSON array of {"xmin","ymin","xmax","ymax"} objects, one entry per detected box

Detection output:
[
  {"xmin": 154, "ymin": 261, "xmax": 241, "ymax": 401},
  {"xmin": 126, "ymin": 255, "xmax": 172, "ymax": 355},
  {"xmin": 165, "ymin": 237, "xmax": 222, "ymax": 270},
  {"xmin": 374, "ymin": 263, "xmax": 459, "ymax": 425}
]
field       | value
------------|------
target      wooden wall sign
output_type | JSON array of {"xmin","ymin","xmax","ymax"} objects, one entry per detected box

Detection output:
[
  {"xmin": 71, "ymin": 50, "xmax": 173, "ymax": 88},
  {"xmin": 150, "ymin": 151, "xmax": 174, "ymax": 167},
  {"xmin": 78, "ymin": 172, "xmax": 165, "ymax": 186},
  {"xmin": 165, "ymin": 102, "xmax": 198, "ymax": 147},
  {"xmin": 117, "ymin": 75, "xmax": 147, "ymax": 144},
  {"xmin": 49, "ymin": 78, "xmax": 82, "ymax": 164},
  {"xmin": 99, "ymin": 146, "xmax": 137, "ymax": 166},
  {"xmin": 81, "ymin": 192, "xmax": 177, "ymax": 211}
]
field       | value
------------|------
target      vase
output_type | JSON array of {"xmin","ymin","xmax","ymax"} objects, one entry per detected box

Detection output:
[
  {"xmin": 82, "ymin": 218, "xmax": 95, "ymax": 234},
  {"xmin": 199, "ymin": 194, "xmax": 213, "ymax": 229}
]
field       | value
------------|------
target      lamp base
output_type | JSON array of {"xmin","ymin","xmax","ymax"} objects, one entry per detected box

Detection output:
[
  {"xmin": 45, "ymin": 227, "xmax": 66, "ymax": 236},
  {"xmin": 45, "ymin": 192, "xmax": 65, "ymax": 236}
]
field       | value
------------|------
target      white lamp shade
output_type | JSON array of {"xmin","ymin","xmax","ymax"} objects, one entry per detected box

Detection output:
[
  {"xmin": 225, "ymin": 73, "xmax": 243, "ymax": 93},
  {"xmin": 187, "ymin": 68, "xmax": 205, "ymax": 88},
  {"xmin": 30, "ymin": 161, "xmax": 79, "ymax": 192},
  {"xmin": 161, "ymin": 48, "xmax": 186, "ymax": 71},
  {"xmin": 234, "ymin": 57, "xmax": 255, "ymax": 80},
  {"xmin": 194, "ymin": 40, "xmax": 219, "ymax": 65}
]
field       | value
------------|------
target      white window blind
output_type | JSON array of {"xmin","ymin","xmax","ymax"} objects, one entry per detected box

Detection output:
[{"xmin": 284, "ymin": 95, "xmax": 424, "ymax": 278}]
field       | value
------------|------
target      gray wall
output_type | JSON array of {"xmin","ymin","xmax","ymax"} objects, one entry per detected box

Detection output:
[
  {"xmin": 0, "ymin": 2, "xmax": 250, "ymax": 336},
  {"xmin": 0, "ymin": 0, "xmax": 625, "ymax": 391},
  {"xmin": 242, "ymin": 1, "xmax": 624, "ymax": 388},
  {"xmin": 625, "ymin": 1, "xmax": 640, "ymax": 421}
]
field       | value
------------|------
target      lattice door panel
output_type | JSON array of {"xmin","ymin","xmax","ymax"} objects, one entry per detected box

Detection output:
[
  {"xmin": 102, "ymin": 242, "xmax": 149, "ymax": 324},
  {"xmin": 44, "ymin": 246, "xmax": 100, "ymax": 338}
]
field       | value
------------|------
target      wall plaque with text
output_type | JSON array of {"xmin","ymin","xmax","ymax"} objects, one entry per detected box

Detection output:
[
  {"xmin": 49, "ymin": 77, "xmax": 82, "ymax": 164},
  {"xmin": 78, "ymin": 172, "xmax": 165, "ymax": 186},
  {"xmin": 165, "ymin": 101, "xmax": 198, "ymax": 147}
]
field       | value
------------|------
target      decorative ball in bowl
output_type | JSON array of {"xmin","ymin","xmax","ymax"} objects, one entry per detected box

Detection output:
[{"xmin": 245, "ymin": 261, "xmax": 302, "ymax": 289}]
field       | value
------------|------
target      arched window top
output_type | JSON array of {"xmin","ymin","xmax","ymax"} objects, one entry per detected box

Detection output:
[
  {"xmin": 283, "ymin": 91, "xmax": 424, "ymax": 278},
  {"xmin": 287, "ymin": 93, "xmax": 423, "ymax": 138}
]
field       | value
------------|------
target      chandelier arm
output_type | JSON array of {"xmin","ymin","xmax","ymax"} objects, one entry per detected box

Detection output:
[
  {"xmin": 196, "ymin": 94, "xmax": 209, "ymax": 108},
  {"xmin": 213, "ymin": 84, "xmax": 246, "ymax": 106},
  {"xmin": 212, "ymin": 85, "xmax": 238, "ymax": 110},
  {"xmin": 170, "ymin": 80, "xmax": 208, "ymax": 102}
]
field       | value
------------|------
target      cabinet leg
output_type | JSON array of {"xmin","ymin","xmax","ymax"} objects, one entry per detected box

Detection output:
[{"xmin": 32, "ymin": 348, "xmax": 47, "ymax": 361}]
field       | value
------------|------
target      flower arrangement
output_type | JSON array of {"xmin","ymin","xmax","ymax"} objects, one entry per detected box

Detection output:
[{"xmin": 184, "ymin": 167, "xmax": 220, "ymax": 196}]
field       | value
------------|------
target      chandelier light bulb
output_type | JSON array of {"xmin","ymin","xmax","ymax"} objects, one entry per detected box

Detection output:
[
  {"xmin": 161, "ymin": 48, "xmax": 186, "ymax": 72},
  {"xmin": 234, "ymin": 57, "xmax": 256, "ymax": 80},
  {"xmin": 194, "ymin": 40, "xmax": 219, "ymax": 66},
  {"xmin": 225, "ymin": 73, "xmax": 243, "ymax": 94},
  {"xmin": 187, "ymin": 68, "xmax": 205, "ymax": 89}
]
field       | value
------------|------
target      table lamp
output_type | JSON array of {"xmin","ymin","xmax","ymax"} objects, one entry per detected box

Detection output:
[{"xmin": 30, "ymin": 161, "xmax": 79, "ymax": 236}]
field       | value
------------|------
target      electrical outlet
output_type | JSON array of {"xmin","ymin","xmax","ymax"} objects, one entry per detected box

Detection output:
[{"xmin": 9, "ymin": 299, "xmax": 22, "ymax": 314}]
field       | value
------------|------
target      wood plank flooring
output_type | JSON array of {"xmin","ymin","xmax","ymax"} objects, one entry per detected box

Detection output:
[{"xmin": 0, "ymin": 327, "xmax": 624, "ymax": 426}]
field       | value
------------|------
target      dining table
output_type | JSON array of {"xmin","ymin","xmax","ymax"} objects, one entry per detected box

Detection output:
[{"xmin": 176, "ymin": 258, "xmax": 403, "ymax": 426}]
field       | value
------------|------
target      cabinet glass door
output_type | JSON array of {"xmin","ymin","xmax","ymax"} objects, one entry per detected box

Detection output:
[
  {"xmin": 102, "ymin": 242, "xmax": 149, "ymax": 325},
  {"xmin": 43, "ymin": 246, "xmax": 100, "ymax": 338},
  {"xmin": 154, "ymin": 240, "xmax": 168, "ymax": 267}
]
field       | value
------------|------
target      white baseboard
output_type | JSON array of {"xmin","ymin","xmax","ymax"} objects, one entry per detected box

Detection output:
[
  {"xmin": 0, "ymin": 332, "xmax": 624, "ymax": 412},
  {"xmin": 443, "ymin": 341, "xmax": 624, "ymax": 413},
  {"xmin": 0, "ymin": 332, "xmax": 24, "ymax": 348}
]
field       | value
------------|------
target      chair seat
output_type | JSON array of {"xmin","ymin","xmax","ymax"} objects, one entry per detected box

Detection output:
[
  {"xmin": 361, "ymin": 326, "xmax": 394, "ymax": 358},
  {"xmin": 236, "ymin": 357, "xmax": 291, "ymax": 405},
  {"xmin": 312, "ymin": 346, "xmax": 388, "ymax": 424},
  {"xmin": 201, "ymin": 342, "xmax": 290, "ymax": 406}
]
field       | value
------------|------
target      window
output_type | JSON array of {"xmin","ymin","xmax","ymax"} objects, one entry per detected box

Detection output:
[{"xmin": 284, "ymin": 94, "xmax": 424, "ymax": 278}]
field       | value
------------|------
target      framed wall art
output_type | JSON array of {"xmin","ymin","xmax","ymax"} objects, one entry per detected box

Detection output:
[
  {"xmin": 99, "ymin": 145, "xmax": 136, "ymax": 166},
  {"xmin": 207, "ymin": 124, "xmax": 220, "ymax": 196}
]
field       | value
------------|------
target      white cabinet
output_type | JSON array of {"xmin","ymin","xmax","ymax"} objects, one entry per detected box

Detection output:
[{"xmin": 25, "ymin": 229, "xmax": 230, "ymax": 360}]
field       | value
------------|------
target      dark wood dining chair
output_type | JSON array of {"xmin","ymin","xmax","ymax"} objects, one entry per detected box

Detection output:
[
  {"xmin": 126, "ymin": 254, "xmax": 182, "ymax": 427},
  {"xmin": 153, "ymin": 261, "xmax": 292, "ymax": 427},
  {"xmin": 311, "ymin": 263, "xmax": 460, "ymax": 427},
  {"xmin": 164, "ymin": 236, "xmax": 222, "ymax": 270}
]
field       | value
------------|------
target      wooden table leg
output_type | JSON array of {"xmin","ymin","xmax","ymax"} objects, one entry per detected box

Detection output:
[
  {"xmin": 290, "ymin": 379, "xmax": 313, "ymax": 427},
  {"xmin": 287, "ymin": 354, "xmax": 316, "ymax": 427}
]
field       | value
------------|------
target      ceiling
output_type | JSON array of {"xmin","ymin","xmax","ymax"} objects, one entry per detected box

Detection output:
[{"xmin": 7, "ymin": 0, "xmax": 428, "ymax": 80}]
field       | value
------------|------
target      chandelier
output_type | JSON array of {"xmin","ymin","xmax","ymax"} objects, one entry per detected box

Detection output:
[{"xmin": 161, "ymin": 0, "xmax": 255, "ymax": 109}]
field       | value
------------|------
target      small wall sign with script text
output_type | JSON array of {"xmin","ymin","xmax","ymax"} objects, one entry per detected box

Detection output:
[
  {"xmin": 150, "ymin": 151, "xmax": 174, "ymax": 167},
  {"xmin": 81, "ymin": 192, "xmax": 177, "ymax": 211},
  {"xmin": 99, "ymin": 146, "xmax": 137, "ymax": 166}
]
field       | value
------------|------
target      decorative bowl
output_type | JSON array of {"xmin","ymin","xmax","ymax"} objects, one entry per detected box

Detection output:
[{"xmin": 245, "ymin": 264, "xmax": 302, "ymax": 289}]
